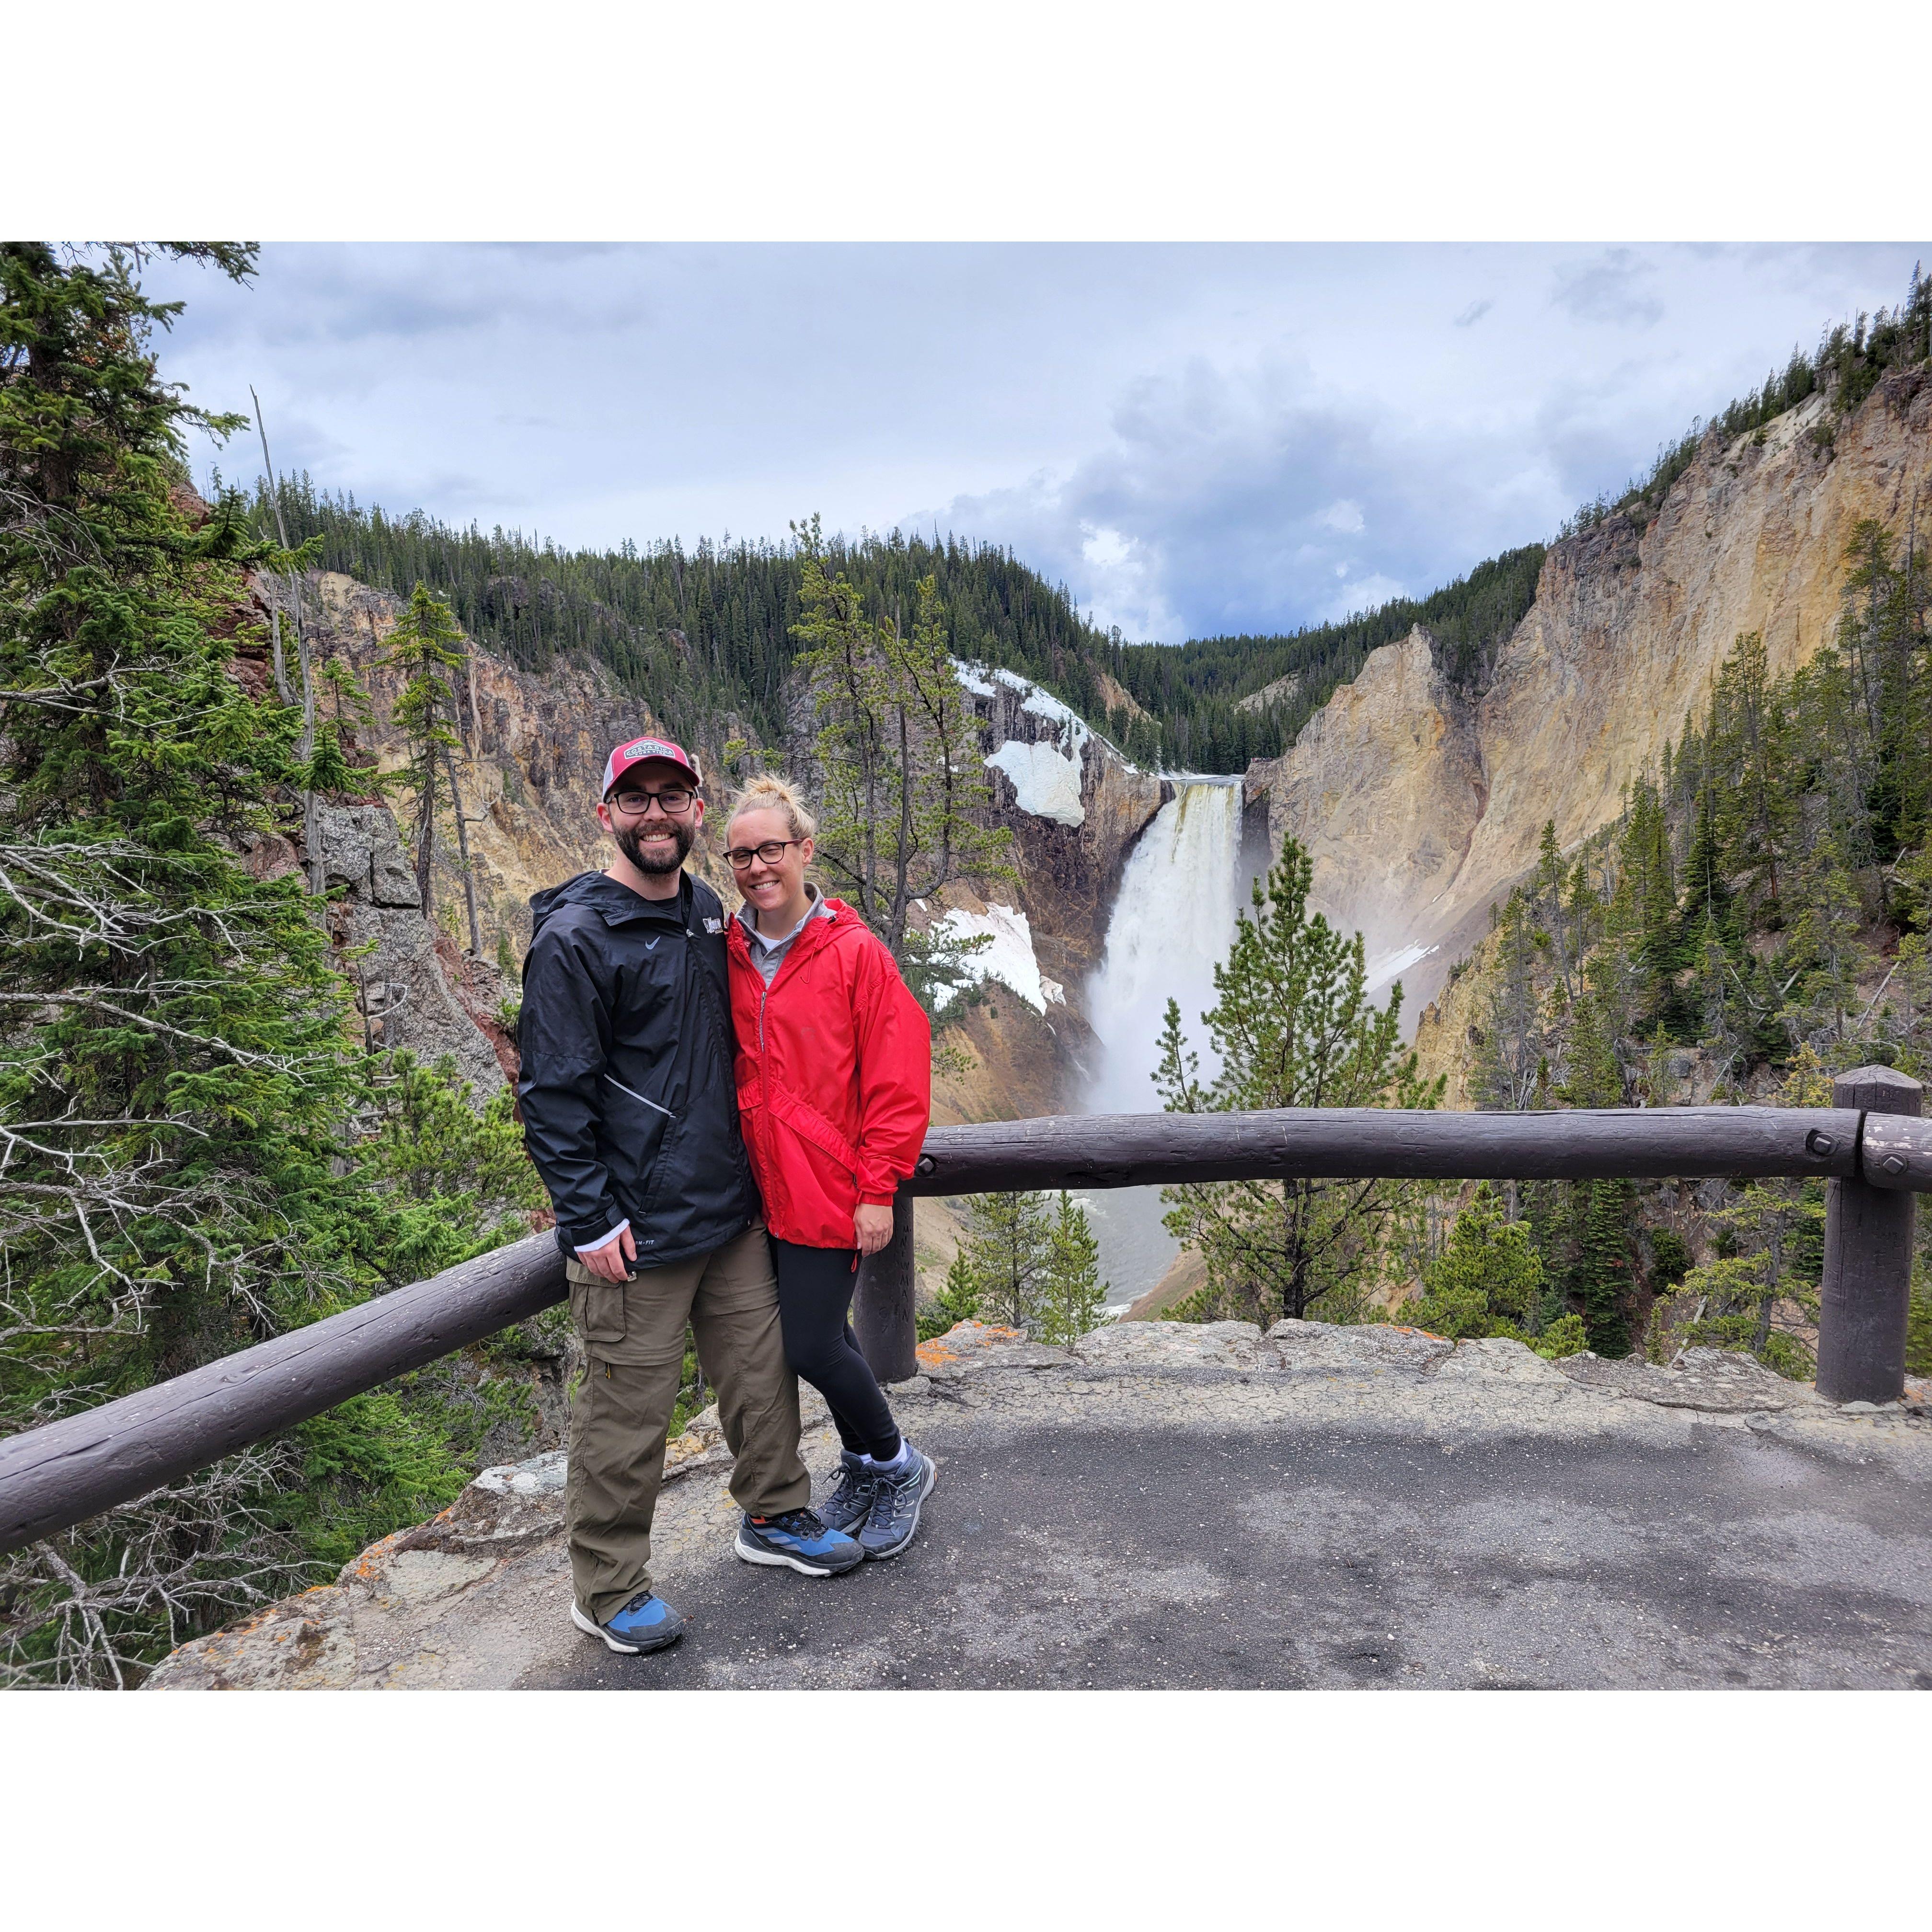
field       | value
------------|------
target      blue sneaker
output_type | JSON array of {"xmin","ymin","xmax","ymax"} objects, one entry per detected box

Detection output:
[
  {"xmin": 816, "ymin": 1450, "xmax": 879, "ymax": 1534},
  {"xmin": 571, "ymin": 1588, "xmax": 685, "ymax": 1654},
  {"xmin": 734, "ymin": 1506, "xmax": 864, "ymax": 1577},
  {"xmin": 857, "ymin": 1446, "xmax": 938, "ymax": 1560}
]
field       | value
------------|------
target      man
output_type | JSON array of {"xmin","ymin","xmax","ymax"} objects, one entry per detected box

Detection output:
[{"xmin": 518, "ymin": 732, "xmax": 862, "ymax": 1658}]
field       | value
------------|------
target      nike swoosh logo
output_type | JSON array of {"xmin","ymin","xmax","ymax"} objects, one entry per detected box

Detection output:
[{"xmin": 644, "ymin": 938, "xmax": 661, "ymax": 951}]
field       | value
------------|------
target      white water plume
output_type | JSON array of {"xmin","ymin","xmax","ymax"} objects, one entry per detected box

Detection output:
[{"xmin": 1082, "ymin": 779, "xmax": 1245, "ymax": 1306}]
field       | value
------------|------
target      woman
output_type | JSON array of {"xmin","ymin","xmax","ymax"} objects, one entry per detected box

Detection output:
[{"xmin": 723, "ymin": 774, "xmax": 938, "ymax": 1559}]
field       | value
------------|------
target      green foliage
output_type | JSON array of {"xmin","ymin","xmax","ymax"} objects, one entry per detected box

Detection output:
[
  {"xmin": 791, "ymin": 529, "xmax": 1012, "ymax": 969},
  {"xmin": 1403, "ymin": 1184, "xmax": 1547, "ymax": 1342},
  {"xmin": 1156, "ymin": 839, "xmax": 1443, "ymax": 1325},
  {"xmin": 943, "ymin": 1190, "xmax": 1053, "ymax": 1332},
  {"xmin": 1907, "ymin": 1262, "xmax": 1932, "ymax": 1378},
  {"xmin": 917, "ymin": 1254, "xmax": 983, "ymax": 1342},
  {"xmin": 1035, "ymin": 1191, "xmax": 1110, "ymax": 1346},
  {"xmin": 0, "ymin": 245, "xmax": 552, "ymax": 1687},
  {"xmin": 1657, "ymin": 1181, "xmax": 1825, "ymax": 1380},
  {"xmin": 1449, "ymin": 487, "xmax": 1932, "ymax": 1370},
  {"xmin": 381, "ymin": 583, "xmax": 468, "ymax": 921}
]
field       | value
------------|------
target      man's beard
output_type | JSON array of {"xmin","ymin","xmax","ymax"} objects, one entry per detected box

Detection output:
[{"xmin": 614, "ymin": 816, "xmax": 695, "ymax": 876}]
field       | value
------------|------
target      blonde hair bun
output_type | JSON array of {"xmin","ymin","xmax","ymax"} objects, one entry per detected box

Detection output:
[{"xmin": 728, "ymin": 773, "xmax": 816, "ymax": 841}]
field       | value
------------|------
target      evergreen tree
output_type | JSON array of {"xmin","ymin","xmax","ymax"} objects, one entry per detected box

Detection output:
[
  {"xmin": 383, "ymin": 583, "xmax": 477, "ymax": 946},
  {"xmin": 0, "ymin": 245, "xmax": 548, "ymax": 1686},
  {"xmin": 945, "ymin": 1190, "xmax": 1054, "ymax": 1332},
  {"xmin": 792, "ymin": 525, "xmax": 1012, "ymax": 984},
  {"xmin": 1035, "ymin": 1191, "xmax": 1109, "ymax": 1345},
  {"xmin": 1478, "ymin": 891, "xmax": 1545, "ymax": 1109},
  {"xmin": 1155, "ymin": 839, "xmax": 1442, "ymax": 1325},
  {"xmin": 1403, "ymin": 1184, "xmax": 1583, "ymax": 1356}
]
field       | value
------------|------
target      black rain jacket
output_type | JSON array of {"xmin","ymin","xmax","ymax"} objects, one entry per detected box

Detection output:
[{"xmin": 518, "ymin": 869, "xmax": 760, "ymax": 1264}]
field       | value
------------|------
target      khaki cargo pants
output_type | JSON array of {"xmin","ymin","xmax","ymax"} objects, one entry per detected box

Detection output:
[{"xmin": 565, "ymin": 1223, "xmax": 811, "ymax": 1624}]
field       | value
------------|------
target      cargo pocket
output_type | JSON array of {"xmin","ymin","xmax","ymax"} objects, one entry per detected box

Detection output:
[{"xmin": 568, "ymin": 1270, "xmax": 628, "ymax": 1345}]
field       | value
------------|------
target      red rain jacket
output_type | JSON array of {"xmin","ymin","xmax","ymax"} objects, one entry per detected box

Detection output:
[{"xmin": 726, "ymin": 897, "xmax": 932, "ymax": 1249}]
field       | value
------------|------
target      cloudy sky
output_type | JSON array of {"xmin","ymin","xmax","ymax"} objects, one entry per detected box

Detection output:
[{"xmin": 150, "ymin": 242, "xmax": 1926, "ymax": 644}]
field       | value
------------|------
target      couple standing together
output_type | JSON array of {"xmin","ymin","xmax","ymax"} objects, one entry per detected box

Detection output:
[{"xmin": 517, "ymin": 734, "xmax": 935, "ymax": 1657}]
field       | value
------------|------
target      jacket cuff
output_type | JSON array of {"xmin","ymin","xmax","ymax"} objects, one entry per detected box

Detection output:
[
  {"xmin": 573, "ymin": 1217, "xmax": 631, "ymax": 1257},
  {"xmin": 858, "ymin": 1191, "xmax": 897, "ymax": 1208}
]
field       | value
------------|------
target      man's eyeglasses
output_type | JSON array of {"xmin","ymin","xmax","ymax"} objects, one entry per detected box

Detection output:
[
  {"xmin": 608, "ymin": 786, "xmax": 696, "ymax": 818},
  {"xmin": 725, "ymin": 839, "xmax": 804, "ymax": 870}
]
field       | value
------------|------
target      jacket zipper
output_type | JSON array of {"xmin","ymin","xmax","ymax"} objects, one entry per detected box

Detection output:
[{"xmin": 603, "ymin": 1071, "xmax": 674, "ymax": 1118}]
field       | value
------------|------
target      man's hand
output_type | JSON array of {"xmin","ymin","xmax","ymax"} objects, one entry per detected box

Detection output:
[
  {"xmin": 853, "ymin": 1202, "xmax": 895, "ymax": 1258},
  {"xmin": 577, "ymin": 1224, "xmax": 637, "ymax": 1282}
]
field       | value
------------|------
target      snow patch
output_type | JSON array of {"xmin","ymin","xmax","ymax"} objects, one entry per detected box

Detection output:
[
  {"xmin": 985, "ymin": 738, "xmax": 1086, "ymax": 827},
  {"xmin": 931, "ymin": 902, "xmax": 1050, "ymax": 1014},
  {"xmin": 1365, "ymin": 941, "xmax": 1434, "ymax": 990}
]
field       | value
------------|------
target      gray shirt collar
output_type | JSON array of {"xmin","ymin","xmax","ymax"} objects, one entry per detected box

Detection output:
[{"xmin": 738, "ymin": 884, "xmax": 831, "ymax": 954}]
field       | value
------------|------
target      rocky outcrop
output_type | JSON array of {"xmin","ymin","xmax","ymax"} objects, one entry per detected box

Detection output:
[
  {"xmin": 1247, "ymin": 624, "xmax": 1486, "ymax": 994},
  {"xmin": 957, "ymin": 664, "xmax": 1164, "ymax": 993},
  {"xmin": 307, "ymin": 802, "xmax": 512, "ymax": 1094},
  {"xmin": 300, "ymin": 572, "xmax": 697, "ymax": 951},
  {"xmin": 1248, "ymin": 372, "xmax": 1932, "ymax": 1024}
]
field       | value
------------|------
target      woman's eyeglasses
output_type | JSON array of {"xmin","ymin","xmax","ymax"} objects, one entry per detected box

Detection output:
[
  {"xmin": 725, "ymin": 839, "xmax": 804, "ymax": 870},
  {"xmin": 608, "ymin": 786, "xmax": 695, "ymax": 817}
]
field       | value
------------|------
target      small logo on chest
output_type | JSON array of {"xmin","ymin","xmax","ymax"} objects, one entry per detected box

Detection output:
[
  {"xmin": 644, "ymin": 937, "xmax": 661, "ymax": 952},
  {"xmin": 704, "ymin": 917, "xmax": 724, "ymax": 934}
]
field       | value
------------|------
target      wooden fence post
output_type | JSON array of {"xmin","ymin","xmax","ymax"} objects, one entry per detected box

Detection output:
[
  {"xmin": 852, "ymin": 1189, "xmax": 919, "ymax": 1385},
  {"xmin": 1817, "ymin": 1065, "xmax": 1922, "ymax": 1405}
]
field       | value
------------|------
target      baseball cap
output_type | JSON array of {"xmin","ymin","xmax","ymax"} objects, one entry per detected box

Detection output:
[{"xmin": 603, "ymin": 734, "xmax": 703, "ymax": 796}]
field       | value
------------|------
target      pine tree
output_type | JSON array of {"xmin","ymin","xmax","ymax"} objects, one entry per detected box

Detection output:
[
  {"xmin": 383, "ymin": 583, "xmax": 476, "ymax": 945},
  {"xmin": 1035, "ymin": 1191, "xmax": 1109, "ymax": 1345},
  {"xmin": 0, "ymin": 246, "xmax": 547, "ymax": 1686},
  {"xmin": 1155, "ymin": 839, "xmax": 1442, "ymax": 1324},
  {"xmin": 1478, "ymin": 891, "xmax": 1544, "ymax": 1109},
  {"xmin": 791, "ymin": 524, "xmax": 1012, "ymax": 997},
  {"xmin": 947, "ymin": 1191, "xmax": 1053, "ymax": 1331},
  {"xmin": 1403, "ymin": 1184, "xmax": 1581, "ymax": 1356}
]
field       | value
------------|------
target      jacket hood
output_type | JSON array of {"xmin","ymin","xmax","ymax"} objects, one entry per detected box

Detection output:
[{"xmin": 529, "ymin": 869, "xmax": 693, "ymax": 940}]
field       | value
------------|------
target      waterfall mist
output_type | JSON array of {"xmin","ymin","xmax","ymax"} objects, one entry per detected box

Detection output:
[{"xmin": 1081, "ymin": 779, "xmax": 1247, "ymax": 1308}]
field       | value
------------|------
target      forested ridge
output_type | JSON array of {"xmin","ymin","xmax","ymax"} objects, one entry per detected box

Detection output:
[
  {"xmin": 1443, "ymin": 510, "xmax": 1932, "ymax": 1375},
  {"xmin": 223, "ymin": 266, "xmax": 1931, "ymax": 788},
  {"xmin": 251, "ymin": 475, "xmax": 1547, "ymax": 774}
]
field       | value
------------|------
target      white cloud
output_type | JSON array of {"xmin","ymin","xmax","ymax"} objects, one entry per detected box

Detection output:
[
  {"xmin": 1321, "ymin": 573, "xmax": 1406, "ymax": 622},
  {"xmin": 1318, "ymin": 498, "xmax": 1365, "ymax": 534}
]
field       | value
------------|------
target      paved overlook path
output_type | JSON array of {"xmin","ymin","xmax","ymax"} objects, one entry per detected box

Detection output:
[{"xmin": 146, "ymin": 1324, "xmax": 1932, "ymax": 1691}]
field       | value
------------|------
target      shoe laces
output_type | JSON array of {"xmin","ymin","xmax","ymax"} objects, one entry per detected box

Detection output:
[
  {"xmin": 826, "ymin": 1463, "xmax": 874, "ymax": 1508},
  {"xmin": 765, "ymin": 1506, "xmax": 828, "ymax": 1539}
]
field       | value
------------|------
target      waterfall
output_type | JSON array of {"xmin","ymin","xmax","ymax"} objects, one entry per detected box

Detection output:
[{"xmin": 1082, "ymin": 779, "xmax": 1246, "ymax": 1306}]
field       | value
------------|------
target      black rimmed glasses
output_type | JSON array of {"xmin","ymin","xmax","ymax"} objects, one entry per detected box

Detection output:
[
  {"xmin": 724, "ymin": 839, "xmax": 805, "ymax": 870},
  {"xmin": 608, "ymin": 785, "xmax": 696, "ymax": 818}
]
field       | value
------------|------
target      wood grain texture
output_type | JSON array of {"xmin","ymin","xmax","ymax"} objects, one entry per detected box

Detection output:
[
  {"xmin": 907, "ymin": 1107, "xmax": 1866, "ymax": 1196},
  {"xmin": 1817, "ymin": 1067, "xmax": 1921, "ymax": 1405},
  {"xmin": 851, "ymin": 1193, "xmax": 919, "ymax": 1385},
  {"xmin": 0, "ymin": 1234, "xmax": 566, "ymax": 1556}
]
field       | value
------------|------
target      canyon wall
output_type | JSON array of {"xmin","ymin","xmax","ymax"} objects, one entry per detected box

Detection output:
[
  {"xmin": 290, "ymin": 575, "xmax": 1165, "ymax": 1122},
  {"xmin": 1247, "ymin": 368, "xmax": 1932, "ymax": 1024}
]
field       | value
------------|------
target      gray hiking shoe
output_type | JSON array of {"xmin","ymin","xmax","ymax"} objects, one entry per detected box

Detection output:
[
  {"xmin": 818, "ymin": 1450, "xmax": 878, "ymax": 1535},
  {"xmin": 857, "ymin": 1445, "xmax": 937, "ymax": 1560}
]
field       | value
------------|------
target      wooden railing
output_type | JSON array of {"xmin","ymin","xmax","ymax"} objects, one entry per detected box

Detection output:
[{"xmin": 1, "ymin": 1066, "xmax": 1922, "ymax": 1556}]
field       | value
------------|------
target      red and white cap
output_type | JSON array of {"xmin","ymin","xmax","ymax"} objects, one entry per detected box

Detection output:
[{"xmin": 602, "ymin": 733, "xmax": 702, "ymax": 796}]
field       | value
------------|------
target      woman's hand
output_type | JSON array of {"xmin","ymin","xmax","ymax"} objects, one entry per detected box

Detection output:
[{"xmin": 853, "ymin": 1202, "xmax": 895, "ymax": 1257}]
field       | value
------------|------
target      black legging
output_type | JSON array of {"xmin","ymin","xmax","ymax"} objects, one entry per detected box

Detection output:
[{"xmin": 770, "ymin": 1238, "xmax": 900, "ymax": 1462}]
